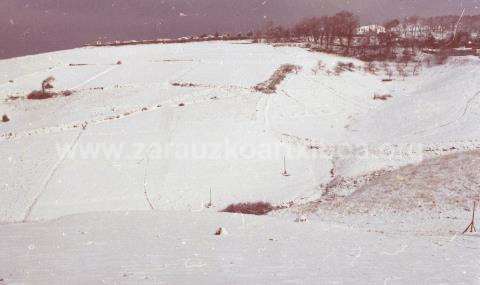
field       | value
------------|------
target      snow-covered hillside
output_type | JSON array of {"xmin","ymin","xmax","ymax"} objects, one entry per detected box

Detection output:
[{"xmin": 0, "ymin": 41, "xmax": 479, "ymax": 284}]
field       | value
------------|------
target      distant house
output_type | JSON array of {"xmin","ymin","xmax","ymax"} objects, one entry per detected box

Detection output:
[{"xmin": 357, "ymin": 25, "xmax": 386, "ymax": 35}]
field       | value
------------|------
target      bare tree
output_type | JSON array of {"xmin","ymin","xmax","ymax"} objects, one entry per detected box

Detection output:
[{"xmin": 42, "ymin": 76, "xmax": 55, "ymax": 94}]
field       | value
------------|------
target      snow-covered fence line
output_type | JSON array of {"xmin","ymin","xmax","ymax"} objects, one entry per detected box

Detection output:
[{"xmin": 253, "ymin": 64, "xmax": 302, "ymax": 94}]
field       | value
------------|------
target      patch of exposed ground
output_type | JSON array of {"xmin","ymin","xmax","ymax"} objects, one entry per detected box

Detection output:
[{"xmin": 292, "ymin": 151, "xmax": 480, "ymax": 216}]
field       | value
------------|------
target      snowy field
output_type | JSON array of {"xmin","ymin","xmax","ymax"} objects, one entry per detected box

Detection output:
[{"xmin": 0, "ymin": 41, "xmax": 479, "ymax": 284}]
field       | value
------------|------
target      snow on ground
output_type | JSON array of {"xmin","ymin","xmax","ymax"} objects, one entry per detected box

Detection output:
[
  {"xmin": 1, "ymin": 211, "xmax": 479, "ymax": 284},
  {"xmin": 1, "ymin": 41, "xmax": 480, "ymax": 284}
]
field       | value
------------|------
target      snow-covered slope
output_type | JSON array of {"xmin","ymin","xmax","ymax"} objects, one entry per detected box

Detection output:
[
  {"xmin": 1, "ymin": 41, "xmax": 480, "ymax": 284},
  {"xmin": 1, "ymin": 41, "xmax": 480, "ymax": 222}
]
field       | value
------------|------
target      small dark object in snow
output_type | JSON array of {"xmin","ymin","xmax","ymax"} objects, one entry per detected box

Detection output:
[
  {"xmin": 141, "ymin": 107, "xmax": 148, "ymax": 111},
  {"xmin": 171, "ymin": 82, "xmax": 198, "ymax": 87},
  {"xmin": 214, "ymin": 227, "xmax": 227, "ymax": 235},
  {"xmin": 295, "ymin": 215, "xmax": 308, "ymax": 223},
  {"xmin": 8, "ymin": 96, "xmax": 20, "ymax": 101},
  {"xmin": 373, "ymin": 94, "xmax": 393, "ymax": 101},
  {"xmin": 179, "ymin": 103, "xmax": 185, "ymax": 107},
  {"xmin": 8, "ymin": 80, "xmax": 13, "ymax": 83},
  {"xmin": 382, "ymin": 79, "xmax": 393, "ymax": 82},
  {"xmin": 2, "ymin": 115, "xmax": 10, "ymax": 123},
  {"xmin": 117, "ymin": 60, "xmax": 122, "ymax": 65}
]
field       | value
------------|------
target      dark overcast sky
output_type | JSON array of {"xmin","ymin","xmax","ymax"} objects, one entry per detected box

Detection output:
[{"xmin": 1, "ymin": 0, "xmax": 479, "ymax": 59}]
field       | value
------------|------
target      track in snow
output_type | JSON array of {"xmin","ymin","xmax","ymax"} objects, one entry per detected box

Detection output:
[{"xmin": 22, "ymin": 130, "xmax": 84, "ymax": 222}]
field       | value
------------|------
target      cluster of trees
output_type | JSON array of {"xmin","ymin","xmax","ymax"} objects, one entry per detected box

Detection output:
[
  {"xmin": 254, "ymin": 12, "xmax": 480, "ymax": 61},
  {"xmin": 258, "ymin": 11, "xmax": 359, "ymax": 54}
]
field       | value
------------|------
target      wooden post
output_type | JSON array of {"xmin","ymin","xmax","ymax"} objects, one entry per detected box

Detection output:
[
  {"xmin": 462, "ymin": 201, "xmax": 477, "ymax": 234},
  {"xmin": 282, "ymin": 156, "xmax": 290, "ymax": 177},
  {"xmin": 205, "ymin": 188, "xmax": 213, "ymax": 208}
]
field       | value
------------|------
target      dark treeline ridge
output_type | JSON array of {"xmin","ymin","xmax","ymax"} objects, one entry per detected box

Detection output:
[{"xmin": 253, "ymin": 12, "xmax": 480, "ymax": 62}]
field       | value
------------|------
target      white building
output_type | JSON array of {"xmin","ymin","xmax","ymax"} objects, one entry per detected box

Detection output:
[{"xmin": 357, "ymin": 25, "xmax": 386, "ymax": 35}]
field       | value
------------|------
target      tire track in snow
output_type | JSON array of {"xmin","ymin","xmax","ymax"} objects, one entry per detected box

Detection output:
[
  {"xmin": 22, "ymin": 131, "xmax": 83, "ymax": 222},
  {"xmin": 142, "ymin": 149, "xmax": 155, "ymax": 210},
  {"xmin": 69, "ymin": 65, "xmax": 119, "ymax": 91}
]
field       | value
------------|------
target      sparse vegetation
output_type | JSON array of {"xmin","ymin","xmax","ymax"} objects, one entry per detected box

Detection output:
[
  {"xmin": 334, "ymin": 62, "xmax": 355, "ymax": 75},
  {"xmin": 221, "ymin": 202, "xmax": 275, "ymax": 215},
  {"xmin": 171, "ymin": 82, "xmax": 199, "ymax": 88},
  {"xmin": 27, "ymin": 90, "xmax": 54, "ymax": 100},
  {"xmin": 27, "ymin": 76, "xmax": 73, "ymax": 100},
  {"xmin": 27, "ymin": 90, "xmax": 72, "ymax": 100},
  {"xmin": 311, "ymin": 60, "xmax": 326, "ymax": 75},
  {"xmin": 373, "ymin": 93, "xmax": 393, "ymax": 101},
  {"xmin": 396, "ymin": 63, "xmax": 407, "ymax": 79},
  {"xmin": 254, "ymin": 64, "xmax": 301, "ymax": 94},
  {"xmin": 364, "ymin": 62, "xmax": 377, "ymax": 75}
]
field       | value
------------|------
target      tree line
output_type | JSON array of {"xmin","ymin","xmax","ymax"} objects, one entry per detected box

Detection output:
[{"xmin": 254, "ymin": 12, "xmax": 480, "ymax": 61}]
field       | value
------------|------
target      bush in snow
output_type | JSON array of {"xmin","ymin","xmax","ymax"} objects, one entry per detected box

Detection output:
[
  {"xmin": 396, "ymin": 63, "xmax": 408, "ymax": 79},
  {"xmin": 364, "ymin": 62, "xmax": 377, "ymax": 75},
  {"xmin": 334, "ymin": 61, "xmax": 355, "ymax": 75},
  {"xmin": 27, "ymin": 90, "xmax": 54, "ymax": 100},
  {"xmin": 1, "ymin": 114, "xmax": 9, "ymax": 123},
  {"xmin": 373, "ymin": 93, "xmax": 393, "ymax": 101},
  {"xmin": 27, "ymin": 90, "xmax": 72, "ymax": 100},
  {"xmin": 221, "ymin": 202, "xmax": 275, "ymax": 215},
  {"xmin": 27, "ymin": 76, "xmax": 73, "ymax": 100},
  {"xmin": 311, "ymin": 60, "xmax": 326, "ymax": 75}
]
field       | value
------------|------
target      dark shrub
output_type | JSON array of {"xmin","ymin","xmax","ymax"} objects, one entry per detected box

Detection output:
[
  {"xmin": 62, "ymin": 90, "xmax": 73, "ymax": 97},
  {"xmin": 221, "ymin": 202, "xmax": 275, "ymax": 215},
  {"xmin": 373, "ymin": 93, "xmax": 393, "ymax": 101},
  {"xmin": 27, "ymin": 90, "xmax": 73, "ymax": 100},
  {"xmin": 27, "ymin": 90, "xmax": 54, "ymax": 100},
  {"xmin": 171, "ymin": 82, "xmax": 199, "ymax": 88},
  {"xmin": 334, "ymin": 62, "xmax": 355, "ymax": 75},
  {"xmin": 1, "ymin": 114, "xmax": 9, "ymax": 123}
]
